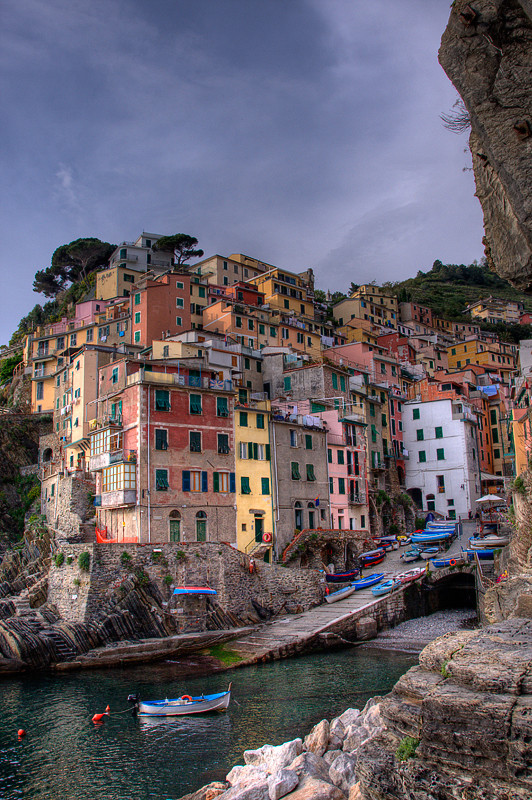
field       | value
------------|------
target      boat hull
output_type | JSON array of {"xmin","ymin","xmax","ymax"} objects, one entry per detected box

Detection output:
[
  {"xmin": 325, "ymin": 585, "xmax": 358, "ymax": 603},
  {"xmin": 468, "ymin": 536, "xmax": 509, "ymax": 548},
  {"xmin": 138, "ymin": 690, "xmax": 231, "ymax": 716},
  {"xmin": 325, "ymin": 570, "xmax": 360, "ymax": 583}
]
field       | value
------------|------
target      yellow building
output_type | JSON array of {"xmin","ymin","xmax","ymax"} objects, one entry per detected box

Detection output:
[
  {"xmin": 464, "ymin": 297, "xmax": 524, "ymax": 325},
  {"xmin": 447, "ymin": 338, "xmax": 516, "ymax": 383},
  {"xmin": 248, "ymin": 267, "xmax": 315, "ymax": 318},
  {"xmin": 234, "ymin": 398, "xmax": 275, "ymax": 561},
  {"xmin": 333, "ymin": 284, "xmax": 398, "ymax": 331},
  {"xmin": 512, "ymin": 407, "xmax": 530, "ymax": 476},
  {"xmin": 96, "ymin": 264, "xmax": 144, "ymax": 300}
]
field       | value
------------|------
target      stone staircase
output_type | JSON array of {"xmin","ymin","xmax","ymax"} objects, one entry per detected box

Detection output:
[{"xmin": 44, "ymin": 629, "xmax": 78, "ymax": 661}]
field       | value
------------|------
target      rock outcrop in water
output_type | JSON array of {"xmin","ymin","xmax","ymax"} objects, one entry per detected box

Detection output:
[
  {"xmin": 179, "ymin": 621, "xmax": 532, "ymax": 800},
  {"xmin": 439, "ymin": 0, "xmax": 532, "ymax": 290}
]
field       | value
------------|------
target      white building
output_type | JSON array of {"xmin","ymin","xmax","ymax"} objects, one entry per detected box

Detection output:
[{"xmin": 403, "ymin": 397, "xmax": 481, "ymax": 520}]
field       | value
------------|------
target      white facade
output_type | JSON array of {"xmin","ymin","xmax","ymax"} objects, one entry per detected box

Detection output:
[{"xmin": 403, "ymin": 398, "xmax": 481, "ymax": 519}]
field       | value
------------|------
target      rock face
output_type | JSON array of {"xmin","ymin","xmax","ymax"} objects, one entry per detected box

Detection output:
[
  {"xmin": 439, "ymin": 1, "xmax": 532, "ymax": 290},
  {"xmin": 356, "ymin": 619, "xmax": 532, "ymax": 799}
]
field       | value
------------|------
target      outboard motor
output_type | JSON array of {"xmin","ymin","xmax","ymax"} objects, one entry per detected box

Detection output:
[{"xmin": 127, "ymin": 693, "xmax": 140, "ymax": 714}]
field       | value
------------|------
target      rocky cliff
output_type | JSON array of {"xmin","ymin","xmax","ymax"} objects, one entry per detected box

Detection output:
[{"xmin": 439, "ymin": 0, "xmax": 532, "ymax": 290}]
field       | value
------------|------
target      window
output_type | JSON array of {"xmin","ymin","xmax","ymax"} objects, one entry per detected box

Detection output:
[
  {"xmin": 391, "ymin": 365, "xmax": 396, "ymax": 376},
  {"xmin": 176, "ymin": 297, "xmax": 184, "ymax": 308},
  {"xmin": 248, "ymin": 319, "xmax": 254, "ymax": 330},
  {"xmin": 261, "ymin": 477, "xmax": 270, "ymax": 495},
  {"xmin": 134, "ymin": 293, "xmax": 141, "ymax": 305},
  {"xmin": 490, "ymin": 409, "xmax": 497, "ymax": 425},
  {"xmin": 155, "ymin": 429, "xmax": 168, "ymax": 450},
  {"xmin": 435, "ymin": 426, "xmax": 443, "ymax": 439},
  {"xmin": 196, "ymin": 510, "xmax": 207, "ymax": 541},
  {"xmin": 332, "ymin": 373, "xmax": 338, "ymax": 390},
  {"xmin": 327, "ymin": 448, "xmax": 332, "ymax": 463},
  {"xmin": 306, "ymin": 464, "xmax": 316, "ymax": 481},
  {"xmin": 369, "ymin": 404, "xmax": 375, "ymax": 417},
  {"xmin": 238, "ymin": 388, "xmax": 247, "ymax": 404},
  {"xmin": 418, "ymin": 450, "xmax": 426, "ymax": 463},
  {"xmin": 182, "ymin": 470, "xmax": 207, "ymax": 492},
  {"xmin": 216, "ymin": 397, "xmax": 229, "ymax": 417},
  {"xmin": 371, "ymin": 424, "xmax": 377, "ymax": 443},
  {"xmin": 416, "ymin": 429, "xmax": 424, "ymax": 441},
  {"xmin": 70, "ymin": 333, "xmax": 77, "ymax": 346},
  {"xmin": 305, "ymin": 434, "xmax": 312, "ymax": 450},
  {"xmin": 259, "ymin": 324, "xmax": 265, "ymax": 335},
  {"xmin": 338, "ymin": 477, "xmax": 346, "ymax": 494},
  {"xmin": 437, "ymin": 448, "xmax": 445, "ymax": 460},
  {"xmin": 218, "ymin": 433, "xmax": 229, "ymax": 454},
  {"xmin": 134, "ymin": 312, "xmax": 141, "ymax": 324},
  {"xmin": 155, "ymin": 389, "xmax": 170, "ymax": 411},
  {"xmin": 213, "ymin": 471, "xmax": 233, "ymax": 493},
  {"xmin": 176, "ymin": 281, "xmax": 184, "ymax": 289},
  {"xmin": 340, "ymin": 375, "xmax": 346, "ymax": 392},
  {"xmin": 337, "ymin": 450, "xmax": 345, "ymax": 465},
  {"xmin": 413, "ymin": 408, "xmax": 420, "ymax": 420},
  {"xmin": 270, "ymin": 327, "xmax": 276, "ymax": 338},
  {"xmin": 86, "ymin": 328, "xmax": 93, "ymax": 342},
  {"xmin": 176, "ymin": 316, "xmax": 182, "ymax": 327},
  {"xmin": 494, "ymin": 448, "xmax": 500, "ymax": 459},
  {"xmin": 437, "ymin": 475, "xmax": 445, "ymax": 492},
  {"xmin": 284, "ymin": 376, "xmax": 292, "ymax": 391},
  {"xmin": 239, "ymin": 411, "xmax": 248, "ymax": 427},
  {"xmin": 291, "ymin": 462, "xmax": 301, "ymax": 480},
  {"xmin": 134, "ymin": 331, "xmax": 141, "ymax": 343},
  {"xmin": 198, "ymin": 286, "xmax": 206, "ymax": 298},
  {"xmin": 155, "ymin": 469, "xmax": 169, "ymax": 491},
  {"xmin": 241, "ymin": 476, "xmax": 251, "ymax": 494},
  {"xmin": 255, "ymin": 413, "xmax": 265, "ymax": 430},
  {"xmin": 189, "ymin": 394, "xmax": 202, "ymax": 415},
  {"xmin": 112, "ymin": 367, "xmax": 118, "ymax": 384},
  {"xmin": 190, "ymin": 431, "xmax": 202, "ymax": 452},
  {"xmin": 236, "ymin": 316, "xmax": 242, "ymax": 328},
  {"xmin": 492, "ymin": 428, "xmax": 499, "ymax": 443},
  {"xmin": 290, "ymin": 429, "xmax": 297, "ymax": 447}
]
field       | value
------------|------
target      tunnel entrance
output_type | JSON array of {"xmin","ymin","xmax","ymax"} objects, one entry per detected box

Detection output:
[{"xmin": 421, "ymin": 572, "xmax": 477, "ymax": 615}]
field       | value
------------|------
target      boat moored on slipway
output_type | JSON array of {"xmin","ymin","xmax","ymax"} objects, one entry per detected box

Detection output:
[{"xmin": 324, "ymin": 572, "xmax": 387, "ymax": 602}]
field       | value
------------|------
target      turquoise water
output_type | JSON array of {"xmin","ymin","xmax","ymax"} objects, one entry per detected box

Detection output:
[{"xmin": 0, "ymin": 648, "xmax": 416, "ymax": 800}]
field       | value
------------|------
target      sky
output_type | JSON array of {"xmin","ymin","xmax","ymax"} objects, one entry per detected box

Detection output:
[{"xmin": 0, "ymin": 0, "xmax": 485, "ymax": 346}]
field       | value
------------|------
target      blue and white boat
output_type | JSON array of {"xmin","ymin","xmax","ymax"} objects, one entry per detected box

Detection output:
[
  {"xmin": 173, "ymin": 586, "xmax": 217, "ymax": 596},
  {"xmin": 371, "ymin": 577, "xmax": 401, "ymax": 597},
  {"xmin": 352, "ymin": 572, "xmax": 386, "ymax": 590},
  {"xmin": 411, "ymin": 531, "xmax": 453, "ymax": 544},
  {"xmin": 419, "ymin": 546, "xmax": 441, "ymax": 560},
  {"xmin": 401, "ymin": 548, "xmax": 421, "ymax": 563},
  {"xmin": 430, "ymin": 556, "xmax": 465, "ymax": 568},
  {"xmin": 463, "ymin": 548, "xmax": 498, "ymax": 561},
  {"xmin": 133, "ymin": 685, "xmax": 232, "ymax": 716}
]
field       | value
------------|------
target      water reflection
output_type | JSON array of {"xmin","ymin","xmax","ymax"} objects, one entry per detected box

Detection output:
[{"xmin": 0, "ymin": 648, "xmax": 416, "ymax": 800}]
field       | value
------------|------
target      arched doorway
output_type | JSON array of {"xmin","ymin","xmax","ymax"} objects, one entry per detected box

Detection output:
[
  {"xmin": 169, "ymin": 510, "xmax": 181, "ymax": 542},
  {"xmin": 42, "ymin": 448, "xmax": 53, "ymax": 463},
  {"xmin": 196, "ymin": 511, "xmax": 207, "ymax": 542},
  {"xmin": 307, "ymin": 502, "xmax": 316, "ymax": 530},
  {"xmin": 294, "ymin": 502, "xmax": 303, "ymax": 530},
  {"xmin": 408, "ymin": 487, "xmax": 423, "ymax": 509},
  {"xmin": 426, "ymin": 493, "xmax": 435, "ymax": 512}
]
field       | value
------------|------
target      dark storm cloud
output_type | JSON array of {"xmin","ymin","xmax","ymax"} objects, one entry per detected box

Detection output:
[{"xmin": 0, "ymin": 0, "xmax": 483, "ymax": 344}]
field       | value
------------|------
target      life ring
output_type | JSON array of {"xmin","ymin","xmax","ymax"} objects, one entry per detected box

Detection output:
[
  {"xmin": 449, "ymin": 559, "xmax": 457, "ymax": 567},
  {"xmin": 262, "ymin": 532, "xmax": 272, "ymax": 543},
  {"xmin": 180, "ymin": 695, "xmax": 192, "ymax": 702}
]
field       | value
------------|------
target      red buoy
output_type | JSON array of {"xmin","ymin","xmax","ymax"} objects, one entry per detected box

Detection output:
[
  {"xmin": 105, "ymin": 705, "xmax": 110, "ymax": 712},
  {"xmin": 92, "ymin": 713, "xmax": 106, "ymax": 723},
  {"xmin": 18, "ymin": 729, "xmax": 26, "ymax": 738}
]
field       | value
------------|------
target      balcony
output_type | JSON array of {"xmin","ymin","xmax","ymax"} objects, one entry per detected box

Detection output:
[
  {"xmin": 348, "ymin": 494, "xmax": 366, "ymax": 505},
  {"xmin": 99, "ymin": 489, "xmax": 136, "ymax": 508},
  {"xmin": 127, "ymin": 370, "xmax": 233, "ymax": 393}
]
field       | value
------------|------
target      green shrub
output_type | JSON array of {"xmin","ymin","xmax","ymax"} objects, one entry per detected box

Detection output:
[
  {"xmin": 78, "ymin": 551, "xmax": 90, "ymax": 571},
  {"xmin": 134, "ymin": 568, "xmax": 149, "ymax": 587},
  {"xmin": 151, "ymin": 550, "xmax": 162, "ymax": 562},
  {"xmin": 120, "ymin": 551, "xmax": 132, "ymax": 568},
  {"xmin": 54, "ymin": 552, "xmax": 64, "ymax": 567},
  {"xmin": 441, "ymin": 660, "xmax": 450, "ymax": 678},
  {"xmin": 66, "ymin": 556, "xmax": 73, "ymax": 565},
  {"xmin": 395, "ymin": 736, "xmax": 419, "ymax": 762},
  {"xmin": 73, "ymin": 578, "xmax": 80, "ymax": 587},
  {"xmin": 163, "ymin": 575, "xmax": 173, "ymax": 585},
  {"xmin": 512, "ymin": 476, "xmax": 526, "ymax": 496},
  {"xmin": 175, "ymin": 550, "xmax": 186, "ymax": 562}
]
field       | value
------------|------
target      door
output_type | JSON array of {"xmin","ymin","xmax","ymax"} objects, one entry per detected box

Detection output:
[
  {"xmin": 308, "ymin": 510, "xmax": 315, "ymax": 529},
  {"xmin": 255, "ymin": 516, "xmax": 264, "ymax": 543},
  {"xmin": 169, "ymin": 519, "xmax": 181, "ymax": 542}
]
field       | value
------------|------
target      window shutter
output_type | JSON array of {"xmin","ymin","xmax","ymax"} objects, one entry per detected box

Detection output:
[
  {"xmin": 213, "ymin": 472, "xmax": 219, "ymax": 493},
  {"xmin": 201, "ymin": 471, "xmax": 208, "ymax": 492},
  {"xmin": 248, "ymin": 442, "xmax": 253, "ymax": 459},
  {"xmin": 182, "ymin": 471, "xmax": 190, "ymax": 491},
  {"xmin": 265, "ymin": 444, "xmax": 270, "ymax": 461},
  {"xmin": 229, "ymin": 472, "xmax": 236, "ymax": 493},
  {"xmin": 253, "ymin": 442, "xmax": 259, "ymax": 460}
]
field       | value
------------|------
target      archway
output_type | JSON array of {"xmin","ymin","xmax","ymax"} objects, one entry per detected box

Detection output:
[
  {"xmin": 196, "ymin": 510, "xmax": 207, "ymax": 542},
  {"xmin": 408, "ymin": 487, "xmax": 422, "ymax": 509},
  {"xmin": 42, "ymin": 448, "xmax": 53, "ymax": 463}
]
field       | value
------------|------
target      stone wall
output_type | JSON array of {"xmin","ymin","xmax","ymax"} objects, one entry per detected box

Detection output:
[
  {"xmin": 47, "ymin": 542, "xmax": 324, "ymax": 625},
  {"xmin": 43, "ymin": 473, "xmax": 95, "ymax": 541}
]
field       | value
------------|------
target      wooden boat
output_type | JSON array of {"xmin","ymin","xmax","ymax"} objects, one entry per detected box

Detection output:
[
  {"xmin": 352, "ymin": 573, "xmax": 386, "ymax": 591},
  {"xmin": 400, "ymin": 548, "xmax": 421, "ymax": 563},
  {"xmin": 463, "ymin": 548, "xmax": 498, "ymax": 561},
  {"xmin": 371, "ymin": 578, "xmax": 401, "ymax": 597},
  {"xmin": 325, "ymin": 569, "xmax": 360, "ymax": 583},
  {"xmin": 430, "ymin": 556, "xmax": 465, "ymax": 568},
  {"xmin": 359, "ymin": 548, "xmax": 386, "ymax": 567},
  {"xmin": 468, "ymin": 535, "xmax": 509, "ymax": 548},
  {"xmin": 411, "ymin": 532, "xmax": 453, "ymax": 544},
  {"xmin": 325, "ymin": 584, "xmax": 358, "ymax": 603},
  {"xmin": 397, "ymin": 567, "xmax": 425, "ymax": 584},
  {"xmin": 173, "ymin": 586, "xmax": 217, "ymax": 596},
  {"xmin": 397, "ymin": 536, "xmax": 412, "ymax": 547},
  {"xmin": 419, "ymin": 546, "xmax": 441, "ymax": 560},
  {"xmin": 132, "ymin": 685, "xmax": 232, "ymax": 716}
]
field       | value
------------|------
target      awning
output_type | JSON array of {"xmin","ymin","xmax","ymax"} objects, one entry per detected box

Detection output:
[{"xmin": 480, "ymin": 472, "xmax": 504, "ymax": 482}]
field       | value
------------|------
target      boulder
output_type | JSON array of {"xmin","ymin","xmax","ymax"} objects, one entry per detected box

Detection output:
[
  {"xmin": 328, "ymin": 753, "xmax": 357, "ymax": 795},
  {"xmin": 282, "ymin": 776, "xmax": 345, "ymax": 800},
  {"xmin": 303, "ymin": 719, "xmax": 330, "ymax": 756},
  {"xmin": 267, "ymin": 769, "xmax": 299, "ymax": 800},
  {"xmin": 287, "ymin": 752, "xmax": 332, "ymax": 784},
  {"xmin": 327, "ymin": 734, "xmax": 344, "ymax": 751},
  {"xmin": 216, "ymin": 784, "xmax": 269, "ymax": 800},
  {"xmin": 227, "ymin": 766, "xmax": 269, "ymax": 788},
  {"xmin": 323, "ymin": 750, "xmax": 343, "ymax": 767},
  {"xmin": 342, "ymin": 725, "xmax": 372, "ymax": 753},
  {"xmin": 336, "ymin": 709, "xmax": 360, "ymax": 729},
  {"xmin": 244, "ymin": 740, "xmax": 303, "ymax": 774},
  {"xmin": 179, "ymin": 782, "xmax": 230, "ymax": 800},
  {"xmin": 329, "ymin": 717, "xmax": 345, "ymax": 741}
]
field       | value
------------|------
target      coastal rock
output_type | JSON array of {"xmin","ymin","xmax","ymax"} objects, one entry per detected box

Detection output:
[
  {"xmin": 327, "ymin": 734, "xmax": 343, "ymax": 751},
  {"xmin": 287, "ymin": 752, "xmax": 331, "ymax": 784},
  {"xmin": 267, "ymin": 769, "xmax": 299, "ymax": 800},
  {"xmin": 323, "ymin": 750, "xmax": 342, "ymax": 767},
  {"xmin": 328, "ymin": 718, "xmax": 345, "ymax": 741},
  {"xmin": 227, "ymin": 766, "xmax": 269, "ymax": 788},
  {"xmin": 336, "ymin": 708, "xmax": 360, "ymax": 730},
  {"xmin": 179, "ymin": 781, "xmax": 229, "ymax": 800},
  {"xmin": 342, "ymin": 725, "xmax": 371, "ymax": 754},
  {"xmin": 217, "ymin": 783, "xmax": 269, "ymax": 800},
  {"xmin": 303, "ymin": 719, "xmax": 330, "ymax": 756},
  {"xmin": 328, "ymin": 753, "xmax": 357, "ymax": 795},
  {"xmin": 282, "ymin": 776, "xmax": 345, "ymax": 800},
  {"xmin": 244, "ymin": 740, "xmax": 303, "ymax": 774}
]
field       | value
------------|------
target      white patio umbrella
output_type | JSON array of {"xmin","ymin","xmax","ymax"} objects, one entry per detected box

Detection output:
[{"xmin": 476, "ymin": 495, "xmax": 504, "ymax": 503}]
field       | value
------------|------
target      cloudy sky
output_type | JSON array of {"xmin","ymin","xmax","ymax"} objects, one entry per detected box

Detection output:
[{"xmin": 0, "ymin": 0, "xmax": 484, "ymax": 346}]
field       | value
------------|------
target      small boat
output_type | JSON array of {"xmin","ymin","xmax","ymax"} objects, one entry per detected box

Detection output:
[
  {"xmin": 371, "ymin": 578, "xmax": 401, "ymax": 597},
  {"xmin": 401, "ymin": 548, "xmax": 421, "ymax": 563},
  {"xmin": 325, "ymin": 584, "xmax": 358, "ymax": 603},
  {"xmin": 325, "ymin": 569, "xmax": 360, "ymax": 583},
  {"xmin": 468, "ymin": 535, "xmax": 509, "ymax": 548},
  {"xmin": 397, "ymin": 567, "xmax": 425, "ymax": 584},
  {"xmin": 359, "ymin": 548, "xmax": 386, "ymax": 567},
  {"xmin": 131, "ymin": 685, "xmax": 232, "ymax": 716},
  {"xmin": 397, "ymin": 536, "xmax": 412, "ymax": 547},
  {"xmin": 173, "ymin": 586, "xmax": 217, "ymax": 596},
  {"xmin": 411, "ymin": 532, "xmax": 453, "ymax": 545},
  {"xmin": 430, "ymin": 556, "xmax": 465, "ymax": 568},
  {"xmin": 352, "ymin": 572, "xmax": 386, "ymax": 591},
  {"xmin": 463, "ymin": 548, "xmax": 498, "ymax": 561},
  {"xmin": 419, "ymin": 546, "xmax": 441, "ymax": 560}
]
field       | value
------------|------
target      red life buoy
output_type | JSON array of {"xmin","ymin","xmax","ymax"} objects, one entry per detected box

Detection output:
[
  {"xmin": 180, "ymin": 695, "xmax": 192, "ymax": 702},
  {"xmin": 262, "ymin": 532, "xmax": 272, "ymax": 543},
  {"xmin": 449, "ymin": 559, "xmax": 457, "ymax": 567}
]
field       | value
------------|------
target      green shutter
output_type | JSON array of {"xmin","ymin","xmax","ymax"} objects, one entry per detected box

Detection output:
[
  {"xmin": 265, "ymin": 444, "xmax": 270, "ymax": 461},
  {"xmin": 213, "ymin": 472, "xmax": 220, "ymax": 492},
  {"xmin": 261, "ymin": 477, "xmax": 270, "ymax": 495},
  {"xmin": 291, "ymin": 462, "xmax": 300, "ymax": 480},
  {"xmin": 241, "ymin": 476, "xmax": 251, "ymax": 494}
]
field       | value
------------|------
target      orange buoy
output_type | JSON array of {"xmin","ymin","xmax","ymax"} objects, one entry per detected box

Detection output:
[
  {"xmin": 105, "ymin": 705, "xmax": 110, "ymax": 712},
  {"xmin": 92, "ymin": 713, "xmax": 106, "ymax": 723},
  {"xmin": 180, "ymin": 695, "xmax": 193, "ymax": 702},
  {"xmin": 17, "ymin": 729, "xmax": 25, "ymax": 738}
]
